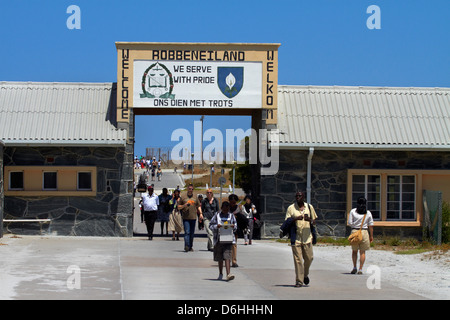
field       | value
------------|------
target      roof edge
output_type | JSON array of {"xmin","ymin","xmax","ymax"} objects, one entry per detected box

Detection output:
[
  {"xmin": 278, "ymin": 142, "xmax": 450, "ymax": 151},
  {"xmin": 278, "ymin": 84, "xmax": 450, "ymax": 92}
]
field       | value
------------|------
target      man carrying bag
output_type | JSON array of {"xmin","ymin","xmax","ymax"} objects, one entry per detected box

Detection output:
[{"xmin": 208, "ymin": 201, "xmax": 237, "ymax": 281}]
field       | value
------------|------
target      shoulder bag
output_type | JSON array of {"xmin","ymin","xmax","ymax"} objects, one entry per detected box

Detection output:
[{"xmin": 348, "ymin": 213, "xmax": 366, "ymax": 245}]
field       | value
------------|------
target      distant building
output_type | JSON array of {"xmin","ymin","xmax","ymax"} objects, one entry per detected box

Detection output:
[
  {"xmin": 0, "ymin": 82, "xmax": 131, "ymax": 236},
  {"xmin": 261, "ymin": 85, "xmax": 450, "ymax": 238}
]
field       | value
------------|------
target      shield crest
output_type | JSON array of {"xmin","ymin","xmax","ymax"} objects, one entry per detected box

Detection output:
[{"xmin": 217, "ymin": 67, "xmax": 244, "ymax": 98}]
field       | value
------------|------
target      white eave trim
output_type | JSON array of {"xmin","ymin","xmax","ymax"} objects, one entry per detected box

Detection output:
[
  {"xmin": 278, "ymin": 142, "xmax": 450, "ymax": 152},
  {"xmin": 2, "ymin": 140, "xmax": 127, "ymax": 147}
]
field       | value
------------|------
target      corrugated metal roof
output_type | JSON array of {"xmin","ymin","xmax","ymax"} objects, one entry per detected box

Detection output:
[
  {"xmin": 277, "ymin": 85, "xmax": 450, "ymax": 150},
  {"xmin": 0, "ymin": 82, "xmax": 127, "ymax": 146}
]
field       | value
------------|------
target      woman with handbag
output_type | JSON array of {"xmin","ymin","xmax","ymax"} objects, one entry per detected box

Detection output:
[{"xmin": 347, "ymin": 197, "xmax": 374, "ymax": 274}]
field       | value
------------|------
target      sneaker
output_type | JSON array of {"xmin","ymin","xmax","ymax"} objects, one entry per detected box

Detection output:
[
  {"xmin": 351, "ymin": 268, "xmax": 357, "ymax": 274},
  {"xmin": 304, "ymin": 276, "xmax": 310, "ymax": 285},
  {"xmin": 217, "ymin": 274, "xmax": 223, "ymax": 281},
  {"xmin": 295, "ymin": 281, "xmax": 303, "ymax": 288},
  {"xmin": 226, "ymin": 274, "xmax": 235, "ymax": 281},
  {"xmin": 184, "ymin": 246, "xmax": 189, "ymax": 252}
]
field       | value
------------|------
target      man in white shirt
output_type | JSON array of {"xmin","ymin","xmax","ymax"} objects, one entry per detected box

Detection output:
[{"xmin": 142, "ymin": 186, "xmax": 159, "ymax": 240}]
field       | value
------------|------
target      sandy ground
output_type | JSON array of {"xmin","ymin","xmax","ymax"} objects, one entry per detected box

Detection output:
[{"xmin": 314, "ymin": 245, "xmax": 450, "ymax": 300}]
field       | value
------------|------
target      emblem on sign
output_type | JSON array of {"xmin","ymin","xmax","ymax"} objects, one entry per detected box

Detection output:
[
  {"xmin": 140, "ymin": 62, "xmax": 175, "ymax": 99},
  {"xmin": 217, "ymin": 67, "xmax": 244, "ymax": 98}
]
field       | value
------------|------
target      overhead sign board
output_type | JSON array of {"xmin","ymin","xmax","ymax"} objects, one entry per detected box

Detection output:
[
  {"xmin": 134, "ymin": 60, "xmax": 262, "ymax": 109},
  {"xmin": 116, "ymin": 42, "xmax": 279, "ymax": 124}
]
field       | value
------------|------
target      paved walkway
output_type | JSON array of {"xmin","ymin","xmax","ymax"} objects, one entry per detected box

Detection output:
[{"xmin": 0, "ymin": 234, "xmax": 425, "ymax": 300}]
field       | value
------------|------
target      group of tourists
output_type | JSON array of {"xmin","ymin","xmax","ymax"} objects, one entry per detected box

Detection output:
[
  {"xmin": 140, "ymin": 183, "xmax": 374, "ymax": 285},
  {"xmin": 134, "ymin": 156, "xmax": 163, "ymax": 181},
  {"xmin": 139, "ymin": 184, "xmax": 259, "ymax": 281}
]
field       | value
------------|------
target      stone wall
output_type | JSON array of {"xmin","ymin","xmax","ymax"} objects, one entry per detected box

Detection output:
[
  {"xmin": 260, "ymin": 149, "xmax": 450, "ymax": 238},
  {"xmin": 3, "ymin": 146, "xmax": 134, "ymax": 236}
]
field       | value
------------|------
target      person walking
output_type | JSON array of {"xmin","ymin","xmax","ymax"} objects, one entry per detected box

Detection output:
[
  {"xmin": 168, "ymin": 189, "xmax": 183, "ymax": 241},
  {"xmin": 178, "ymin": 184, "xmax": 203, "ymax": 252},
  {"xmin": 209, "ymin": 201, "xmax": 237, "ymax": 281},
  {"xmin": 347, "ymin": 197, "xmax": 374, "ymax": 274},
  {"xmin": 285, "ymin": 191, "xmax": 317, "ymax": 287},
  {"xmin": 157, "ymin": 167, "xmax": 162, "ymax": 181},
  {"xmin": 141, "ymin": 186, "xmax": 159, "ymax": 240},
  {"xmin": 228, "ymin": 194, "xmax": 241, "ymax": 267},
  {"xmin": 158, "ymin": 188, "xmax": 172, "ymax": 236},
  {"xmin": 202, "ymin": 188, "xmax": 220, "ymax": 251},
  {"xmin": 241, "ymin": 195, "xmax": 257, "ymax": 245},
  {"xmin": 197, "ymin": 194, "xmax": 204, "ymax": 231}
]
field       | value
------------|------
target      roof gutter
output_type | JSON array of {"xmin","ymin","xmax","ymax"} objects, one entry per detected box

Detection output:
[
  {"xmin": 2, "ymin": 140, "xmax": 127, "ymax": 147},
  {"xmin": 278, "ymin": 142, "xmax": 450, "ymax": 152}
]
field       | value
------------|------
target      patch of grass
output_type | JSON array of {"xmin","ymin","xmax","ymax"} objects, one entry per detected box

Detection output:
[
  {"xmin": 395, "ymin": 248, "xmax": 429, "ymax": 255},
  {"xmin": 275, "ymin": 235, "xmax": 449, "ymax": 259},
  {"xmin": 317, "ymin": 237, "xmax": 350, "ymax": 246}
]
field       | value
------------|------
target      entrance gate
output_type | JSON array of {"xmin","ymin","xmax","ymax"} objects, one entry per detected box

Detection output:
[{"xmin": 116, "ymin": 43, "xmax": 280, "ymax": 235}]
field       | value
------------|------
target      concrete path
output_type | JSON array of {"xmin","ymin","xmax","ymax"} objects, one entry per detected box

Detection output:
[{"xmin": 0, "ymin": 234, "xmax": 425, "ymax": 300}]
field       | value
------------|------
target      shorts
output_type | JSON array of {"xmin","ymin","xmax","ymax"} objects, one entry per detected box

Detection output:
[
  {"xmin": 213, "ymin": 242, "xmax": 232, "ymax": 262},
  {"xmin": 351, "ymin": 229, "xmax": 370, "ymax": 251}
]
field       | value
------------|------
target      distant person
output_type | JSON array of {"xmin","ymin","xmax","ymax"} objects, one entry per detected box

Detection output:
[
  {"xmin": 228, "ymin": 194, "xmax": 241, "ymax": 267},
  {"xmin": 209, "ymin": 201, "xmax": 237, "ymax": 281},
  {"xmin": 158, "ymin": 188, "xmax": 172, "ymax": 236},
  {"xmin": 168, "ymin": 189, "xmax": 183, "ymax": 241},
  {"xmin": 151, "ymin": 167, "xmax": 156, "ymax": 181},
  {"xmin": 157, "ymin": 167, "xmax": 162, "ymax": 181},
  {"xmin": 347, "ymin": 197, "xmax": 374, "ymax": 274},
  {"xmin": 241, "ymin": 195, "xmax": 257, "ymax": 245},
  {"xmin": 197, "ymin": 194, "xmax": 204, "ymax": 231},
  {"xmin": 202, "ymin": 188, "xmax": 220, "ymax": 251},
  {"xmin": 285, "ymin": 191, "xmax": 317, "ymax": 287},
  {"xmin": 141, "ymin": 186, "xmax": 159, "ymax": 240},
  {"xmin": 178, "ymin": 184, "xmax": 203, "ymax": 252}
]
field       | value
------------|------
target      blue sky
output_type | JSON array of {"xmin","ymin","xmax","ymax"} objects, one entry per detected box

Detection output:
[{"xmin": 1, "ymin": 0, "xmax": 449, "ymax": 157}]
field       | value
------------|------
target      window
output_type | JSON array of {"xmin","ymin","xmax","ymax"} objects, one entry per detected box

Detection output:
[
  {"xmin": 43, "ymin": 172, "xmax": 57, "ymax": 190},
  {"xmin": 351, "ymin": 174, "xmax": 381, "ymax": 220},
  {"xmin": 78, "ymin": 172, "xmax": 92, "ymax": 190},
  {"xmin": 349, "ymin": 170, "xmax": 419, "ymax": 224},
  {"xmin": 9, "ymin": 171, "xmax": 24, "ymax": 190},
  {"xmin": 4, "ymin": 166, "xmax": 96, "ymax": 196},
  {"xmin": 387, "ymin": 175, "xmax": 416, "ymax": 220}
]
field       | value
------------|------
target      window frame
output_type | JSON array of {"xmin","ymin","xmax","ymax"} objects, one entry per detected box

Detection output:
[
  {"xmin": 77, "ymin": 171, "xmax": 92, "ymax": 191},
  {"xmin": 348, "ymin": 169, "xmax": 423, "ymax": 227},
  {"xmin": 9, "ymin": 171, "xmax": 24, "ymax": 191},
  {"xmin": 386, "ymin": 174, "xmax": 416, "ymax": 221},
  {"xmin": 43, "ymin": 171, "xmax": 58, "ymax": 191},
  {"xmin": 4, "ymin": 166, "xmax": 96, "ymax": 196}
]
